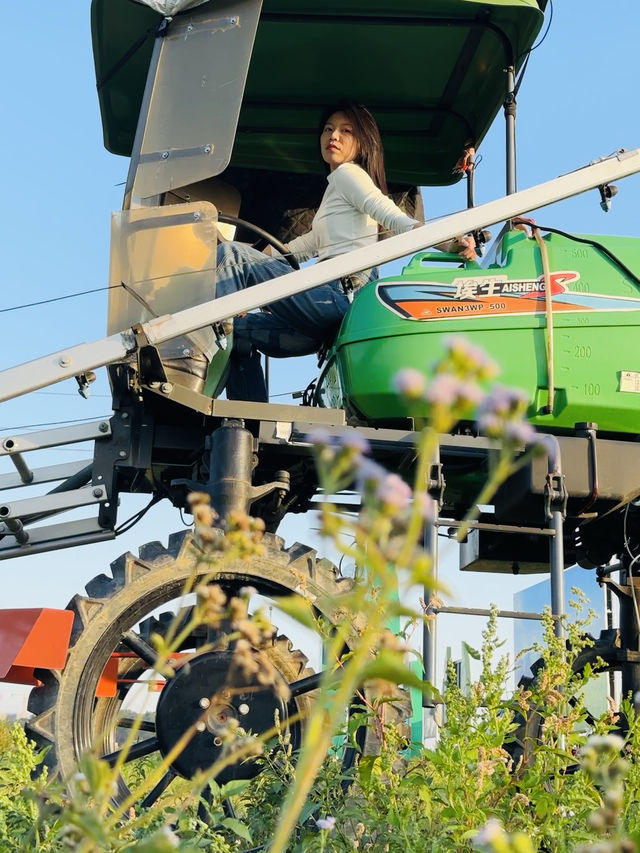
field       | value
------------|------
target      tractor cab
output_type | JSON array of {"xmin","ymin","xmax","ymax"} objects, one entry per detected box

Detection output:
[{"xmin": 92, "ymin": 0, "xmax": 546, "ymax": 405}]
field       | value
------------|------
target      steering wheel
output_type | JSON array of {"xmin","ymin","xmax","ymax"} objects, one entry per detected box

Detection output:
[{"xmin": 217, "ymin": 213, "xmax": 300, "ymax": 270}]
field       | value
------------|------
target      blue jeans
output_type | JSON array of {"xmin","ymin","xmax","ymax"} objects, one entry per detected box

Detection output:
[{"xmin": 215, "ymin": 241, "xmax": 376, "ymax": 402}]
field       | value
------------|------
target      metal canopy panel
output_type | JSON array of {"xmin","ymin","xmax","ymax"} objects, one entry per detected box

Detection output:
[
  {"xmin": 91, "ymin": 0, "xmax": 544, "ymax": 186},
  {"xmin": 129, "ymin": 0, "xmax": 262, "ymax": 199}
]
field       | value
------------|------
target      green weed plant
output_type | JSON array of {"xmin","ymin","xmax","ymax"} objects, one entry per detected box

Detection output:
[{"xmin": 1, "ymin": 338, "xmax": 639, "ymax": 851}]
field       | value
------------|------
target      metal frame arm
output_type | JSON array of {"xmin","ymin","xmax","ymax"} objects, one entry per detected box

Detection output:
[{"xmin": 1, "ymin": 148, "xmax": 639, "ymax": 404}]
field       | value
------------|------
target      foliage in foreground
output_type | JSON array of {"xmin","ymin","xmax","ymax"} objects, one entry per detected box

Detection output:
[
  {"xmin": 2, "ymin": 601, "xmax": 640, "ymax": 852},
  {"xmin": 2, "ymin": 337, "xmax": 639, "ymax": 851}
]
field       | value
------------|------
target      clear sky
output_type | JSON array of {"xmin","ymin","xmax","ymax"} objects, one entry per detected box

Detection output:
[{"xmin": 1, "ymin": 1, "xmax": 640, "ymax": 715}]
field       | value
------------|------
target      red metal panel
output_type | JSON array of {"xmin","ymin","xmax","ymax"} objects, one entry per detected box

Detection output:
[
  {"xmin": 96, "ymin": 652, "xmax": 185, "ymax": 697},
  {"xmin": 96, "ymin": 655, "xmax": 119, "ymax": 698},
  {"xmin": 1, "ymin": 665, "xmax": 42, "ymax": 686},
  {"xmin": 0, "ymin": 608, "xmax": 74, "ymax": 682}
]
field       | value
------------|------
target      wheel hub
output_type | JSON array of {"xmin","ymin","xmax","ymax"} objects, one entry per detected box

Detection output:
[{"xmin": 155, "ymin": 648, "xmax": 288, "ymax": 781}]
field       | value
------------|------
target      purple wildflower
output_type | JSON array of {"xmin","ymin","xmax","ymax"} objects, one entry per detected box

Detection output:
[
  {"xmin": 316, "ymin": 816, "xmax": 336, "ymax": 831},
  {"xmin": 475, "ymin": 384, "xmax": 541, "ymax": 447},
  {"xmin": 476, "ymin": 412, "xmax": 502, "ymax": 437},
  {"xmin": 376, "ymin": 473, "xmax": 412, "ymax": 511},
  {"xmin": 444, "ymin": 336, "xmax": 499, "ymax": 379},
  {"xmin": 305, "ymin": 428, "xmax": 334, "ymax": 447},
  {"xmin": 356, "ymin": 457, "xmax": 389, "ymax": 492},
  {"xmin": 457, "ymin": 380, "xmax": 485, "ymax": 407},
  {"xmin": 473, "ymin": 817, "xmax": 504, "ymax": 847},
  {"xmin": 477, "ymin": 385, "xmax": 528, "ymax": 419},
  {"xmin": 444, "ymin": 336, "xmax": 468, "ymax": 358},
  {"xmin": 306, "ymin": 428, "xmax": 370, "ymax": 456},
  {"xmin": 425, "ymin": 374, "xmax": 484, "ymax": 412},
  {"xmin": 414, "ymin": 491, "xmax": 435, "ymax": 523},
  {"xmin": 340, "ymin": 430, "xmax": 371, "ymax": 455},
  {"xmin": 503, "ymin": 420, "xmax": 538, "ymax": 446},
  {"xmin": 392, "ymin": 367, "xmax": 426, "ymax": 400},
  {"xmin": 424, "ymin": 374, "xmax": 464, "ymax": 408}
]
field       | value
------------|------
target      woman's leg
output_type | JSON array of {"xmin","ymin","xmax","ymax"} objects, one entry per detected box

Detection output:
[
  {"xmin": 215, "ymin": 241, "xmax": 292, "ymax": 297},
  {"xmin": 264, "ymin": 269, "xmax": 378, "ymax": 340},
  {"xmin": 214, "ymin": 241, "xmax": 294, "ymax": 401},
  {"xmin": 221, "ymin": 259, "xmax": 376, "ymax": 402},
  {"xmin": 225, "ymin": 281, "xmax": 350, "ymax": 402},
  {"xmin": 266, "ymin": 280, "xmax": 351, "ymax": 341},
  {"xmin": 226, "ymin": 311, "xmax": 322, "ymax": 402}
]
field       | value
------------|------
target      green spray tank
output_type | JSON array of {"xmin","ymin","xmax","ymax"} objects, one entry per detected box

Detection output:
[{"xmin": 315, "ymin": 227, "xmax": 640, "ymax": 436}]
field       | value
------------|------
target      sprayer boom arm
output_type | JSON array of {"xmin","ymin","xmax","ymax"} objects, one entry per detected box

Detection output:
[{"xmin": 1, "ymin": 148, "xmax": 639, "ymax": 404}]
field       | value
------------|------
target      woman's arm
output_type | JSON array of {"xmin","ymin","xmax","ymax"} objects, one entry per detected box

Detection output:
[
  {"xmin": 338, "ymin": 164, "xmax": 477, "ymax": 259},
  {"xmin": 335, "ymin": 163, "xmax": 419, "ymax": 234}
]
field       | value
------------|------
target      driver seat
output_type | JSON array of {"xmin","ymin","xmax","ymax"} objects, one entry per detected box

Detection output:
[{"xmin": 157, "ymin": 177, "xmax": 242, "ymax": 393}]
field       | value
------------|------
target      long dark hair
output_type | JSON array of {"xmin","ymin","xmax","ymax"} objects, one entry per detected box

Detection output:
[{"xmin": 318, "ymin": 99, "xmax": 388, "ymax": 194}]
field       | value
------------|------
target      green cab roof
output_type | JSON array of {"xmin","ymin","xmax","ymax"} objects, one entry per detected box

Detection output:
[{"xmin": 91, "ymin": 0, "xmax": 545, "ymax": 186}]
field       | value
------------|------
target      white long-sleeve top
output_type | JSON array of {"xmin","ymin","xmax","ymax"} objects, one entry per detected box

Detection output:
[{"xmin": 286, "ymin": 162, "xmax": 419, "ymax": 263}]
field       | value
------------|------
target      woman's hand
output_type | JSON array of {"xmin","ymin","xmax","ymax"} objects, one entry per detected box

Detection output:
[
  {"xmin": 427, "ymin": 232, "xmax": 479, "ymax": 261},
  {"xmin": 457, "ymin": 234, "xmax": 477, "ymax": 261},
  {"xmin": 442, "ymin": 234, "xmax": 478, "ymax": 261}
]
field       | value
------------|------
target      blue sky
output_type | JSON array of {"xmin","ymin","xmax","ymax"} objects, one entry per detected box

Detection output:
[{"xmin": 1, "ymin": 1, "xmax": 640, "ymax": 713}]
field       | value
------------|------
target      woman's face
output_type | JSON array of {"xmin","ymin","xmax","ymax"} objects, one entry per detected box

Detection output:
[{"xmin": 320, "ymin": 111, "xmax": 358, "ymax": 171}]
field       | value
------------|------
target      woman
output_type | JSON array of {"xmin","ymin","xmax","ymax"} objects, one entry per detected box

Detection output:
[{"xmin": 215, "ymin": 99, "xmax": 475, "ymax": 402}]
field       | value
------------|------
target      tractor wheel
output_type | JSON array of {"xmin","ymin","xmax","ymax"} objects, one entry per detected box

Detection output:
[
  {"xmin": 506, "ymin": 630, "xmax": 628, "ymax": 773},
  {"xmin": 25, "ymin": 529, "xmax": 407, "ymax": 807}
]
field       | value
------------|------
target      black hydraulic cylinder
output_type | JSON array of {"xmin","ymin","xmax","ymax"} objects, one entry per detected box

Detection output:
[
  {"xmin": 208, "ymin": 419, "xmax": 255, "ymax": 520},
  {"xmin": 619, "ymin": 564, "xmax": 640, "ymax": 700}
]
